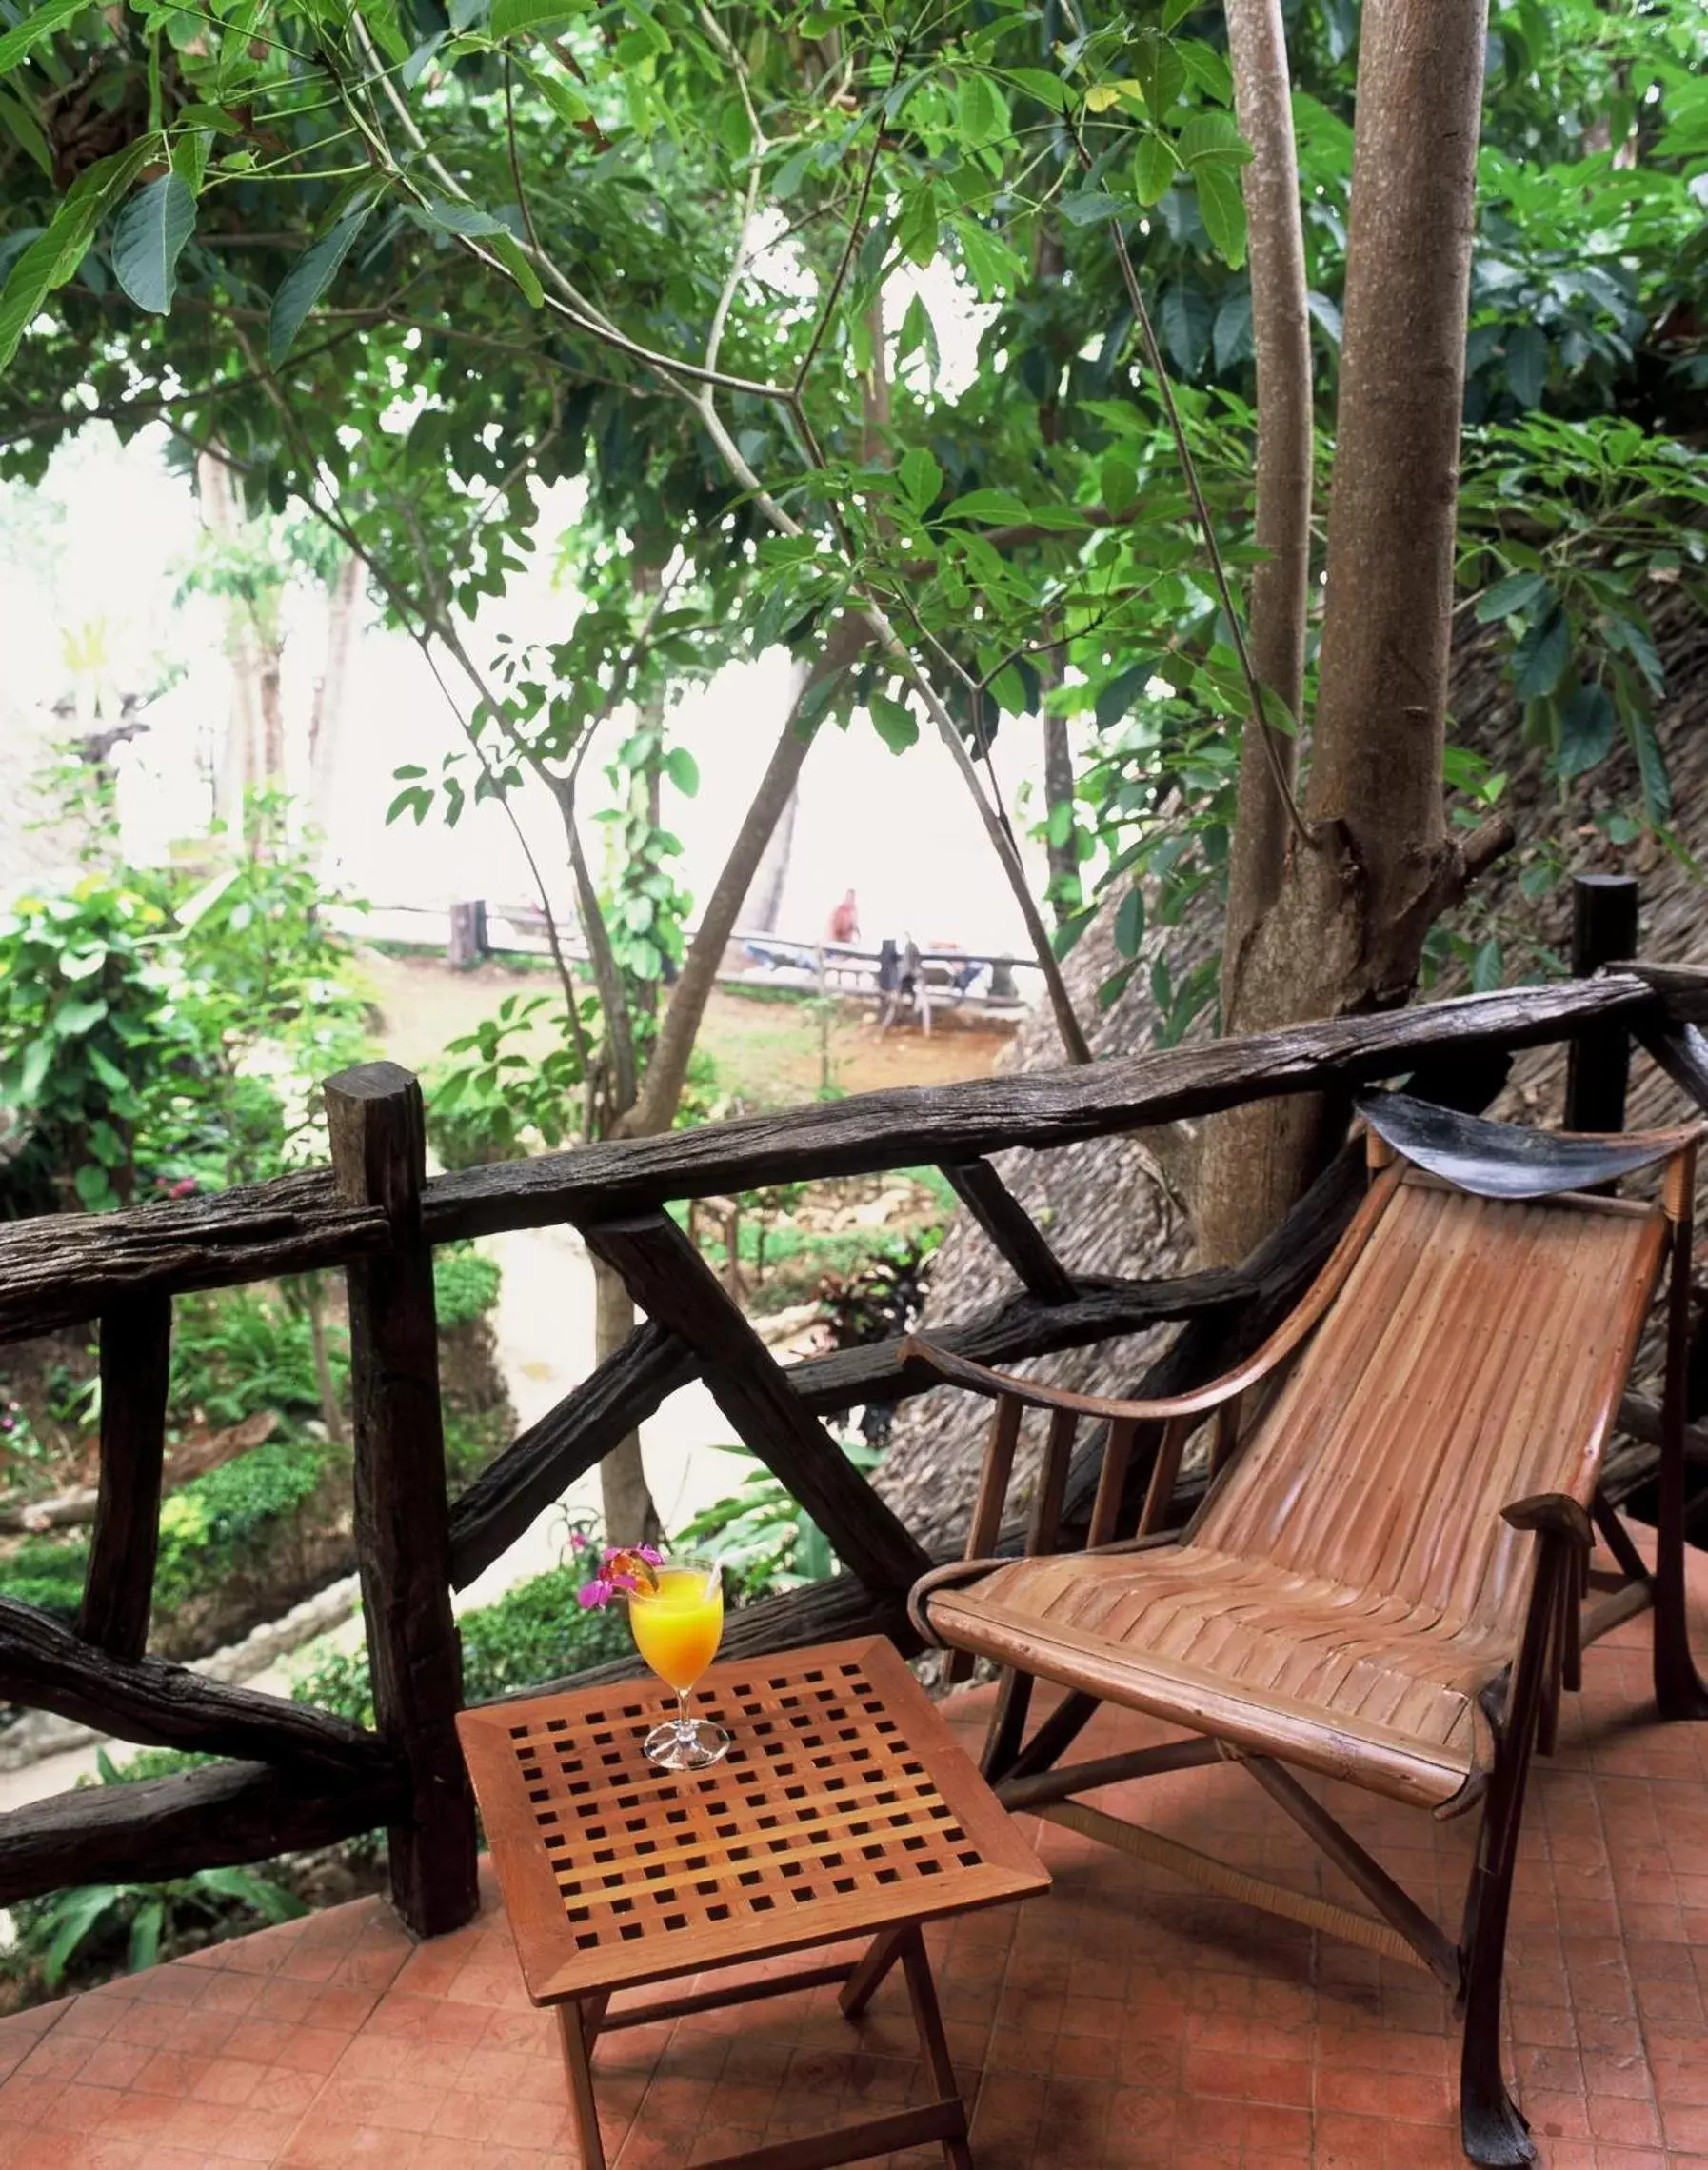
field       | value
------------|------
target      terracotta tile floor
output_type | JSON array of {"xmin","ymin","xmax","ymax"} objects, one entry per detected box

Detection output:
[{"xmin": 2, "ymin": 1546, "xmax": 1706, "ymax": 2170}]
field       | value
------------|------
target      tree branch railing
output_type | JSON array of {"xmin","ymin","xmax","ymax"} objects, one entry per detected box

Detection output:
[{"xmin": 0, "ymin": 964, "xmax": 1701, "ymax": 1938}]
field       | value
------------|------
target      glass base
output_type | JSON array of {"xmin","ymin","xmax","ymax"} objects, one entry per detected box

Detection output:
[{"xmin": 644, "ymin": 1717, "xmax": 730, "ymax": 1771}]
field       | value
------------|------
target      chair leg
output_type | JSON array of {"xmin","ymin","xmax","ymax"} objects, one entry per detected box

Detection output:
[
  {"xmin": 1459, "ymin": 1775, "xmax": 1537, "ymax": 2168},
  {"xmin": 1655, "ymin": 1209, "xmax": 1708, "ymax": 1720},
  {"xmin": 980, "ymin": 1664, "xmax": 1034, "ymax": 1782}
]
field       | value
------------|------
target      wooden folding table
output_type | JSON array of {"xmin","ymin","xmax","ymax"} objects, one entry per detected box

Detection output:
[{"xmin": 457, "ymin": 1635, "xmax": 1048, "ymax": 2170}]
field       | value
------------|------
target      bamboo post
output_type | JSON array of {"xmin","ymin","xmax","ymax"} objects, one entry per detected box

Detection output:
[
  {"xmin": 325, "ymin": 1061, "xmax": 478, "ymax": 1937},
  {"xmin": 1565, "ymin": 874, "xmax": 1638, "ymax": 1133}
]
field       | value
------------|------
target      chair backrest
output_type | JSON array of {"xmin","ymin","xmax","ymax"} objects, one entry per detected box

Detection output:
[{"xmin": 1192, "ymin": 1165, "xmax": 1672, "ymax": 1641}]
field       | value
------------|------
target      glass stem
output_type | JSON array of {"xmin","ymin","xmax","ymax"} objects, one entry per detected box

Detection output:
[{"xmin": 676, "ymin": 1688, "xmax": 693, "ymax": 1742}]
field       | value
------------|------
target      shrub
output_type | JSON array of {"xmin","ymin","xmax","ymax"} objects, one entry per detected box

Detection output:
[
  {"xmin": 153, "ymin": 1437, "xmax": 333, "ymax": 1613},
  {"xmin": 169, "ymin": 1289, "xmax": 344, "ymax": 1430},
  {"xmin": 432, "ymin": 1245, "xmax": 503, "ymax": 1328},
  {"xmin": 290, "ymin": 1563, "xmax": 631, "ymax": 1726}
]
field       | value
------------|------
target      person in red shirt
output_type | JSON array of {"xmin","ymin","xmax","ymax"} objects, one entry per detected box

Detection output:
[{"xmin": 825, "ymin": 888, "xmax": 860, "ymax": 944}]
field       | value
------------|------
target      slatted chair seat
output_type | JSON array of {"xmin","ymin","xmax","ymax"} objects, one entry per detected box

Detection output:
[
  {"xmin": 902, "ymin": 1093, "xmax": 1708, "ymax": 2168},
  {"xmin": 928, "ymin": 1545, "xmax": 1500, "ymax": 1807}
]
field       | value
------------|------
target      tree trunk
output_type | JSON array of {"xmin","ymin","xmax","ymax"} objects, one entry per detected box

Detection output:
[
  {"xmin": 197, "ymin": 452, "xmax": 258, "ymax": 851},
  {"xmin": 1195, "ymin": 0, "xmax": 1318, "ymax": 1264},
  {"xmin": 622, "ymin": 614, "xmax": 872, "ymax": 1142},
  {"xmin": 309, "ymin": 552, "xmax": 361, "ymax": 822},
  {"xmin": 593, "ymin": 1254, "xmax": 661, "ymax": 1549},
  {"xmin": 1195, "ymin": 0, "xmax": 1492, "ymax": 1265},
  {"xmin": 1041, "ymin": 667, "xmax": 1079, "ymax": 925},
  {"xmin": 744, "ymin": 782, "xmax": 798, "ymax": 932}
]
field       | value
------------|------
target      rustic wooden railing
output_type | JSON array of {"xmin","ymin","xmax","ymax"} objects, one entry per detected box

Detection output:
[{"xmin": 2, "ymin": 938, "xmax": 1706, "ymax": 1940}]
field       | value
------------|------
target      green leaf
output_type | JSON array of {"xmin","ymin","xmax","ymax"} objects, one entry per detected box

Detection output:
[
  {"xmin": 110, "ymin": 170, "xmax": 196, "ymax": 314},
  {"xmin": 941, "ymin": 486, "xmax": 1031, "ymax": 525},
  {"xmin": 489, "ymin": 229, "xmax": 543, "ymax": 307},
  {"xmin": 269, "ymin": 205, "xmax": 373, "ymax": 367},
  {"xmin": 1179, "ymin": 110, "xmax": 1247, "ymax": 165},
  {"xmin": 1132, "ymin": 30, "xmax": 1185, "ymax": 121},
  {"xmin": 44, "ymin": 1887, "xmax": 118, "ymax": 1987},
  {"xmin": 896, "ymin": 182, "xmax": 939, "ymax": 268},
  {"xmin": 1095, "ymin": 661, "xmax": 1152, "ymax": 731},
  {"xmin": 1162, "ymin": 0, "xmax": 1197, "ymax": 26},
  {"xmin": 1511, "ymin": 604, "xmax": 1569, "ymax": 702},
  {"xmin": 1470, "ymin": 936, "xmax": 1503, "ymax": 994},
  {"xmin": 1060, "ymin": 189, "xmax": 1124, "ymax": 226},
  {"xmin": 1194, "ymin": 163, "xmax": 1246, "ymax": 269},
  {"xmin": 1158, "ymin": 283, "xmax": 1212, "ymax": 377},
  {"xmin": 53, "ymin": 995, "xmax": 107, "ymax": 1035},
  {"xmin": 1133, "ymin": 133, "xmax": 1176, "ymax": 207},
  {"xmin": 0, "ymin": 0, "xmax": 91, "ymax": 77},
  {"xmin": 415, "ymin": 195, "xmax": 507, "ymax": 237},
  {"xmin": 1003, "ymin": 66, "xmax": 1069, "ymax": 112},
  {"xmin": 1474, "ymin": 571, "xmax": 1549, "ymax": 624},
  {"xmin": 520, "ymin": 60, "xmax": 592, "ymax": 125},
  {"xmin": 1114, "ymin": 885, "xmax": 1145, "ymax": 959},
  {"xmin": 897, "ymin": 446, "xmax": 942, "ymax": 514},
  {"xmin": 128, "ymin": 1899, "xmax": 164, "ymax": 1976},
  {"xmin": 1175, "ymin": 39, "xmax": 1233, "ymax": 104},
  {"xmin": 0, "ymin": 139, "xmax": 150, "ymax": 374},
  {"xmin": 1305, "ymin": 289, "xmax": 1342, "ymax": 346},
  {"xmin": 1504, "ymin": 323, "xmax": 1549, "ymax": 408},
  {"xmin": 870, "ymin": 693, "xmax": 919, "ymax": 754},
  {"xmin": 73, "ymin": 1162, "xmax": 116, "ymax": 1209},
  {"xmin": 664, "ymin": 747, "xmax": 699, "ymax": 796},
  {"xmin": 954, "ymin": 217, "xmax": 1025, "ymax": 299},
  {"xmin": 1556, "ymin": 680, "xmax": 1614, "ymax": 778},
  {"xmin": 1100, "ymin": 451, "xmax": 1137, "ymax": 516},
  {"xmin": 958, "ymin": 72, "xmax": 999, "ymax": 148},
  {"xmin": 0, "ymin": 86, "xmax": 52, "ymax": 178},
  {"xmin": 1623, "ymin": 701, "xmax": 1671, "ymax": 824},
  {"xmin": 490, "ymin": 0, "xmax": 587, "ymax": 36},
  {"xmin": 1212, "ymin": 286, "xmax": 1253, "ymax": 371}
]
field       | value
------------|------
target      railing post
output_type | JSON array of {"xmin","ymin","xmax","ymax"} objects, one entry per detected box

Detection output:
[
  {"xmin": 80, "ymin": 1294, "xmax": 172, "ymax": 1662},
  {"xmin": 325, "ymin": 1061, "xmax": 478, "ymax": 1937},
  {"xmin": 1565, "ymin": 873, "xmax": 1639, "ymax": 1134}
]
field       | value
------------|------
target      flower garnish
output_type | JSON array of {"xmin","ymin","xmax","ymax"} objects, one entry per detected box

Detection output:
[{"xmin": 577, "ymin": 1544, "xmax": 665, "ymax": 1609}]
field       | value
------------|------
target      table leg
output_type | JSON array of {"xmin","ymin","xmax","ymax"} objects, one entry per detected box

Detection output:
[
  {"xmin": 838, "ymin": 1927, "xmax": 905, "ymax": 2020},
  {"xmin": 557, "ymin": 1999, "xmax": 608, "ymax": 2170},
  {"xmin": 900, "ymin": 1929, "xmax": 973, "ymax": 2170}
]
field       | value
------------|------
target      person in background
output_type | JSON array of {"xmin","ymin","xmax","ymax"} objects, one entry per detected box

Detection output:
[{"xmin": 826, "ymin": 888, "xmax": 860, "ymax": 945}]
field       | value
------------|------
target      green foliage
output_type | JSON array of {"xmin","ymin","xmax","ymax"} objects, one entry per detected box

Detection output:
[
  {"xmin": 432, "ymin": 1244, "xmax": 504, "ymax": 1328},
  {"xmin": 0, "ymin": 814, "xmax": 370, "ymax": 1213},
  {"xmin": 291, "ymin": 1564, "xmax": 632, "ymax": 1726},
  {"xmin": 153, "ymin": 1437, "xmax": 332, "ymax": 1613},
  {"xmin": 0, "ymin": 875, "xmax": 171, "ymax": 1212},
  {"xmin": 674, "ymin": 1434, "xmax": 882, "ymax": 1601},
  {"xmin": 424, "ymin": 991, "xmax": 590, "ymax": 1165},
  {"xmin": 169, "ymin": 1289, "xmax": 345, "ymax": 1430},
  {"xmin": 11, "ymin": 1866, "xmax": 305, "ymax": 1991}
]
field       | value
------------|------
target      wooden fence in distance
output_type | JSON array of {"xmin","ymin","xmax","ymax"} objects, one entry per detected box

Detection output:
[{"xmin": 2, "ymin": 935, "xmax": 1707, "ymax": 1937}]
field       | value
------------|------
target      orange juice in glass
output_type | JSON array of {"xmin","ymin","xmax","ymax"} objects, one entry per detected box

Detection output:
[{"xmin": 627, "ymin": 1557, "xmax": 729, "ymax": 1770}]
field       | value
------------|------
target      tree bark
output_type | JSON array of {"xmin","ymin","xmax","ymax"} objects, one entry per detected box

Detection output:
[
  {"xmin": 594, "ymin": 1254, "xmax": 660, "ymax": 1549},
  {"xmin": 197, "ymin": 451, "xmax": 258, "ymax": 850},
  {"xmin": 309, "ymin": 552, "xmax": 361, "ymax": 822},
  {"xmin": 1042, "ymin": 680, "xmax": 1079, "ymax": 924},
  {"xmin": 1195, "ymin": 0, "xmax": 1493, "ymax": 1265},
  {"xmin": 1196, "ymin": 0, "xmax": 1318, "ymax": 1264},
  {"xmin": 621, "ymin": 613, "xmax": 872, "ymax": 1142},
  {"xmin": 744, "ymin": 782, "xmax": 798, "ymax": 931}
]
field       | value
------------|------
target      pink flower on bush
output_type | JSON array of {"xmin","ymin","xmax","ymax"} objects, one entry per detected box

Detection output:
[{"xmin": 578, "ymin": 1543, "xmax": 665, "ymax": 1609}]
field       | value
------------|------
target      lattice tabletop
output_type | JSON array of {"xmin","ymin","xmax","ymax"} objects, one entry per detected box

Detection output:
[{"xmin": 457, "ymin": 1635, "xmax": 1048, "ymax": 2004}]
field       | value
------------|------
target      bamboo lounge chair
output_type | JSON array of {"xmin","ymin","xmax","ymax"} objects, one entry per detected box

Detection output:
[{"xmin": 904, "ymin": 1093, "xmax": 1708, "ymax": 2166}]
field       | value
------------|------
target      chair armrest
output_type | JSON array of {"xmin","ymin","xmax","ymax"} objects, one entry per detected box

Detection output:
[
  {"xmin": 1501, "ymin": 1492, "xmax": 1594, "ymax": 1548},
  {"xmin": 900, "ymin": 1159, "xmax": 1404, "ymax": 1428}
]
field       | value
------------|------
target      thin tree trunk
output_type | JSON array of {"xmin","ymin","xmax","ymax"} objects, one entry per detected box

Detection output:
[
  {"xmin": 1194, "ymin": 0, "xmax": 1497, "ymax": 1265},
  {"xmin": 594, "ymin": 1257, "xmax": 659, "ymax": 1548},
  {"xmin": 197, "ymin": 451, "xmax": 258, "ymax": 851},
  {"xmin": 1196, "ymin": 0, "xmax": 1317, "ymax": 1264},
  {"xmin": 1041, "ymin": 660, "xmax": 1079, "ymax": 925},
  {"xmin": 621, "ymin": 613, "xmax": 872, "ymax": 1142},
  {"xmin": 744, "ymin": 782, "xmax": 798, "ymax": 931},
  {"xmin": 309, "ymin": 552, "xmax": 361, "ymax": 821},
  {"xmin": 304, "ymin": 1277, "xmax": 345, "ymax": 1445}
]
